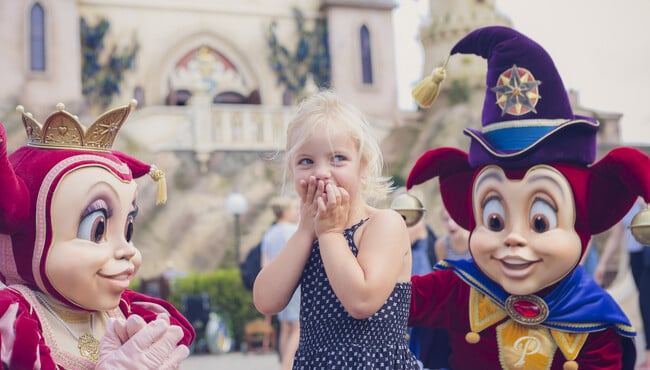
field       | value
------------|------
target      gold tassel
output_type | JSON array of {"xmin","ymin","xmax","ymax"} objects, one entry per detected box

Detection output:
[
  {"xmin": 411, "ymin": 56, "xmax": 449, "ymax": 108},
  {"xmin": 149, "ymin": 165, "xmax": 167, "ymax": 205},
  {"xmin": 412, "ymin": 66, "xmax": 447, "ymax": 108}
]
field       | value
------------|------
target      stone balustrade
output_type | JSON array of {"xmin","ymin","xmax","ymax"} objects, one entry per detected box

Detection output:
[{"xmin": 126, "ymin": 103, "xmax": 295, "ymax": 154}]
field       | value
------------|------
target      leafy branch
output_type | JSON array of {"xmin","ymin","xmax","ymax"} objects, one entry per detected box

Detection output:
[
  {"xmin": 266, "ymin": 8, "xmax": 330, "ymax": 100},
  {"xmin": 80, "ymin": 17, "xmax": 139, "ymax": 109}
]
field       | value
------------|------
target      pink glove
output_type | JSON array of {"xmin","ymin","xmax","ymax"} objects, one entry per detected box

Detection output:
[{"xmin": 97, "ymin": 313, "xmax": 190, "ymax": 370}]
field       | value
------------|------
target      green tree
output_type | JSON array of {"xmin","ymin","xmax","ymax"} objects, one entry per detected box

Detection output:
[
  {"xmin": 166, "ymin": 268, "xmax": 262, "ymax": 350},
  {"xmin": 80, "ymin": 17, "xmax": 139, "ymax": 109},
  {"xmin": 449, "ymin": 78, "xmax": 470, "ymax": 105},
  {"xmin": 266, "ymin": 8, "xmax": 330, "ymax": 100}
]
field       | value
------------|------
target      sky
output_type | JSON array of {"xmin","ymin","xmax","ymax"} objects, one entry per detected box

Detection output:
[{"xmin": 393, "ymin": 0, "xmax": 650, "ymax": 145}]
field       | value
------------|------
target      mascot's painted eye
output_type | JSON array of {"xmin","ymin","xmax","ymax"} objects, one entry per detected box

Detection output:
[
  {"xmin": 124, "ymin": 215, "xmax": 135, "ymax": 242},
  {"xmin": 483, "ymin": 197, "xmax": 505, "ymax": 232},
  {"xmin": 529, "ymin": 199, "xmax": 557, "ymax": 233},
  {"xmin": 78, "ymin": 210, "xmax": 107, "ymax": 243}
]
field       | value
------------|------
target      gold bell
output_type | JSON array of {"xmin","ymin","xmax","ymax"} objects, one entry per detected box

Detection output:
[
  {"xmin": 629, "ymin": 207, "xmax": 650, "ymax": 245},
  {"xmin": 390, "ymin": 193, "xmax": 426, "ymax": 227}
]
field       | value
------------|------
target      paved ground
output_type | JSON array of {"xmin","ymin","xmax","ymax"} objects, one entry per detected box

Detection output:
[
  {"xmin": 180, "ymin": 269, "xmax": 645, "ymax": 369},
  {"xmin": 181, "ymin": 351, "xmax": 279, "ymax": 370}
]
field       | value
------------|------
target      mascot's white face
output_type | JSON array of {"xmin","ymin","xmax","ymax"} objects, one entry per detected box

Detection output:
[
  {"xmin": 46, "ymin": 166, "xmax": 142, "ymax": 310},
  {"xmin": 470, "ymin": 165, "xmax": 582, "ymax": 295}
]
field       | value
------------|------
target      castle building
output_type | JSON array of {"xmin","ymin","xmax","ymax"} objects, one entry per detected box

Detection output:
[
  {"xmin": 0, "ymin": 0, "xmax": 629, "ymax": 276},
  {"xmin": 0, "ymin": 0, "xmax": 398, "ymax": 132},
  {"xmin": 0, "ymin": 0, "xmax": 624, "ymax": 150}
]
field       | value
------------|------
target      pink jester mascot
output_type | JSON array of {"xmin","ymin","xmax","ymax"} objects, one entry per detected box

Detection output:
[
  {"xmin": 407, "ymin": 26, "xmax": 650, "ymax": 369},
  {"xmin": 0, "ymin": 100, "xmax": 195, "ymax": 369}
]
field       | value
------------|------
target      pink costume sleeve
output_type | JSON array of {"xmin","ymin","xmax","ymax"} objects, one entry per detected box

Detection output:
[
  {"xmin": 0, "ymin": 288, "xmax": 57, "ymax": 369},
  {"xmin": 119, "ymin": 289, "xmax": 196, "ymax": 346}
]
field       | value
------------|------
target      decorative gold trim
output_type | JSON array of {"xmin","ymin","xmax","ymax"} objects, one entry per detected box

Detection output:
[
  {"xmin": 469, "ymin": 287, "xmax": 507, "ymax": 333},
  {"xmin": 481, "ymin": 118, "xmax": 568, "ymax": 132},
  {"xmin": 464, "ymin": 118, "xmax": 599, "ymax": 158},
  {"xmin": 550, "ymin": 330, "xmax": 588, "ymax": 361},
  {"xmin": 454, "ymin": 267, "xmax": 503, "ymax": 304}
]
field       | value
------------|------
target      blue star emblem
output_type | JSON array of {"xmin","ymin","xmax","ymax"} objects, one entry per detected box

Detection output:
[{"xmin": 491, "ymin": 65, "xmax": 541, "ymax": 116}]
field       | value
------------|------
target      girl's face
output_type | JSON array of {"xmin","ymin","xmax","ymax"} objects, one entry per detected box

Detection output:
[
  {"xmin": 470, "ymin": 165, "xmax": 581, "ymax": 295},
  {"xmin": 47, "ymin": 166, "xmax": 141, "ymax": 310},
  {"xmin": 442, "ymin": 208, "xmax": 469, "ymax": 240},
  {"xmin": 290, "ymin": 128, "xmax": 362, "ymax": 203}
]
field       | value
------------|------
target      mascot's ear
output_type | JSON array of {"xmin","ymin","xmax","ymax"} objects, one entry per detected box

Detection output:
[
  {"xmin": 0, "ymin": 124, "xmax": 30, "ymax": 233},
  {"xmin": 407, "ymin": 147, "xmax": 471, "ymax": 188},
  {"xmin": 587, "ymin": 147, "xmax": 650, "ymax": 234},
  {"xmin": 407, "ymin": 147, "xmax": 476, "ymax": 230}
]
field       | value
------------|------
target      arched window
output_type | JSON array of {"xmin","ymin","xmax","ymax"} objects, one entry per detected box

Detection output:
[
  {"xmin": 360, "ymin": 25, "xmax": 373, "ymax": 84},
  {"xmin": 213, "ymin": 91, "xmax": 247, "ymax": 104},
  {"xmin": 30, "ymin": 3, "xmax": 46, "ymax": 71}
]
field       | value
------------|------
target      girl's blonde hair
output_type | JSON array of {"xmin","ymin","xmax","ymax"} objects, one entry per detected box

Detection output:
[{"xmin": 284, "ymin": 90, "xmax": 393, "ymax": 202}]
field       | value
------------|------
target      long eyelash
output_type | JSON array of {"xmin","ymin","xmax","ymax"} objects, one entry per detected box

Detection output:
[
  {"xmin": 81, "ymin": 199, "xmax": 112, "ymax": 220},
  {"xmin": 129, "ymin": 206, "xmax": 139, "ymax": 219}
]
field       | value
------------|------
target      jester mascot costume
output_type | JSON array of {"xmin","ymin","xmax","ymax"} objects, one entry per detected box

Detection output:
[
  {"xmin": 407, "ymin": 26, "xmax": 649, "ymax": 369},
  {"xmin": 0, "ymin": 101, "xmax": 194, "ymax": 369}
]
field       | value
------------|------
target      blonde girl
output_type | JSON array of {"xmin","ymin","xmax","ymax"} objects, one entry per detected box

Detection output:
[{"xmin": 254, "ymin": 90, "xmax": 418, "ymax": 369}]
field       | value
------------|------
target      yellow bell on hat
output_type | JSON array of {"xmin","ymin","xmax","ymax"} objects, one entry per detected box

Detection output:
[
  {"xmin": 629, "ymin": 207, "xmax": 650, "ymax": 245},
  {"xmin": 390, "ymin": 193, "xmax": 426, "ymax": 227}
]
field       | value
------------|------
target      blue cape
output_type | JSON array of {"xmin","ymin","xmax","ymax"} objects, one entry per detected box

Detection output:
[{"xmin": 436, "ymin": 259, "xmax": 635, "ymax": 337}]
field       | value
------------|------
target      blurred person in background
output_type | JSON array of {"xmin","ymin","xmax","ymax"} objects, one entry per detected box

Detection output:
[
  {"xmin": 595, "ymin": 197, "xmax": 650, "ymax": 369},
  {"xmin": 260, "ymin": 196, "xmax": 300, "ymax": 370},
  {"xmin": 434, "ymin": 207, "xmax": 471, "ymax": 262}
]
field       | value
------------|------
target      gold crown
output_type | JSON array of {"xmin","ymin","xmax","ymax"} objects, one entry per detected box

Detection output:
[{"xmin": 16, "ymin": 99, "xmax": 137, "ymax": 152}]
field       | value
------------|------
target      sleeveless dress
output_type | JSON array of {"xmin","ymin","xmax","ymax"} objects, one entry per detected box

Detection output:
[{"xmin": 292, "ymin": 219, "xmax": 419, "ymax": 369}]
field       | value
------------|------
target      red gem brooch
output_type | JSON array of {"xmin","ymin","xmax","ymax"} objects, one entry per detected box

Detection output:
[{"xmin": 504, "ymin": 294, "xmax": 549, "ymax": 325}]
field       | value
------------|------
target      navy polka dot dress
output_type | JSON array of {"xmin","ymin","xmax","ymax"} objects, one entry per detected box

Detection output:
[{"xmin": 293, "ymin": 219, "xmax": 419, "ymax": 369}]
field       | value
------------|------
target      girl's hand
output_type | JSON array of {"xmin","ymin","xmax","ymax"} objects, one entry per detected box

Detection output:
[
  {"xmin": 297, "ymin": 176, "xmax": 324, "ymax": 238},
  {"xmin": 315, "ymin": 182, "xmax": 350, "ymax": 236}
]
